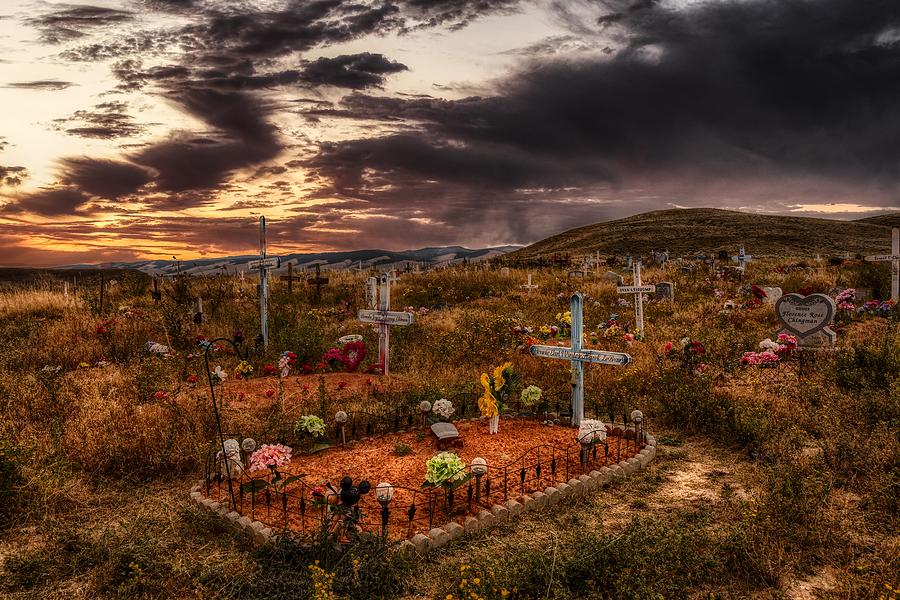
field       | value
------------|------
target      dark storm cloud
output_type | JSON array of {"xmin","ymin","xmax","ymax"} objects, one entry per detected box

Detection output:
[
  {"xmin": 298, "ymin": 53, "xmax": 407, "ymax": 88},
  {"xmin": 130, "ymin": 88, "xmax": 281, "ymax": 191},
  {"xmin": 4, "ymin": 80, "xmax": 75, "ymax": 91},
  {"xmin": 59, "ymin": 158, "xmax": 153, "ymax": 199},
  {"xmin": 399, "ymin": 0, "xmax": 520, "ymax": 31},
  {"xmin": 5, "ymin": 188, "xmax": 91, "ymax": 216},
  {"xmin": 303, "ymin": 0, "xmax": 900, "ymax": 239},
  {"xmin": 0, "ymin": 166, "xmax": 27, "ymax": 187},
  {"xmin": 54, "ymin": 101, "xmax": 146, "ymax": 139},
  {"xmin": 27, "ymin": 4, "xmax": 134, "ymax": 44}
]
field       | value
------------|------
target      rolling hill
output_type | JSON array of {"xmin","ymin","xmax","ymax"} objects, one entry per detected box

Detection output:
[{"xmin": 510, "ymin": 208, "xmax": 900, "ymax": 259}]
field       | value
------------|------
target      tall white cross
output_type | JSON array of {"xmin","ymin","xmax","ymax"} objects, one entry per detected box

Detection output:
[
  {"xmin": 247, "ymin": 216, "xmax": 280, "ymax": 347},
  {"xmin": 358, "ymin": 273, "xmax": 413, "ymax": 375},
  {"xmin": 617, "ymin": 259, "xmax": 655, "ymax": 337},
  {"xmin": 521, "ymin": 273, "xmax": 539, "ymax": 295},
  {"xmin": 738, "ymin": 244, "xmax": 746, "ymax": 271},
  {"xmin": 529, "ymin": 292, "xmax": 631, "ymax": 426},
  {"xmin": 865, "ymin": 227, "xmax": 900, "ymax": 301}
]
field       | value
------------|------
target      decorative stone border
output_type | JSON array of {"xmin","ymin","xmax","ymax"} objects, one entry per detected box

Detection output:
[{"xmin": 189, "ymin": 429, "xmax": 658, "ymax": 551}]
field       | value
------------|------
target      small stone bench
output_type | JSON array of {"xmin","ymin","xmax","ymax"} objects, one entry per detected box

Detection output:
[{"xmin": 431, "ymin": 422, "xmax": 463, "ymax": 450}]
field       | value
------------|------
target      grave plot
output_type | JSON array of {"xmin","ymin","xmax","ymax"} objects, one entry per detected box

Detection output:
[{"xmin": 195, "ymin": 408, "xmax": 652, "ymax": 546}]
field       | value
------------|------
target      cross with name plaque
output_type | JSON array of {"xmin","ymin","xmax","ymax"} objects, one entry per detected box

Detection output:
[
  {"xmin": 358, "ymin": 273, "xmax": 413, "ymax": 376},
  {"xmin": 864, "ymin": 227, "xmax": 899, "ymax": 301},
  {"xmin": 529, "ymin": 292, "xmax": 631, "ymax": 426}
]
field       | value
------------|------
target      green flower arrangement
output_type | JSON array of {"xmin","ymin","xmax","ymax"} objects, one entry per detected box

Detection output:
[
  {"xmin": 294, "ymin": 415, "xmax": 327, "ymax": 438},
  {"xmin": 423, "ymin": 452, "xmax": 469, "ymax": 489},
  {"xmin": 520, "ymin": 385, "xmax": 542, "ymax": 407}
]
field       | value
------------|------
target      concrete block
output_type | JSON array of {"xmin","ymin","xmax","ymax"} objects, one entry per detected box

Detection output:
[
  {"xmin": 411, "ymin": 533, "xmax": 430, "ymax": 554},
  {"xmin": 557, "ymin": 482, "xmax": 572, "ymax": 497},
  {"xmin": 491, "ymin": 504, "xmax": 509, "ymax": 523},
  {"xmin": 544, "ymin": 487, "xmax": 560, "ymax": 505},
  {"xmin": 464, "ymin": 516, "xmax": 479, "ymax": 534},
  {"xmin": 445, "ymin": 521, "xmax": 465, "ymax": 540},
  {"xmin": 428, "ymin": 527, "xmax": 451, "ymax": 548},
  {"xmin": 531, "ymin": 491, "xmax": 547, "ymax": 509},
  {"xmin": 478, "ymin": 509, "xmax": 496, "ymax": 529},
  {"xmin": 504, "ymin": 499, "xmax": 523, "ymax": 518}
]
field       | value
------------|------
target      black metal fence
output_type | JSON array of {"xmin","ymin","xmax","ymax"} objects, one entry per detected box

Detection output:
[{"xmin": 203, "ymin": 423, "xmax": 646, "ymax": 541}]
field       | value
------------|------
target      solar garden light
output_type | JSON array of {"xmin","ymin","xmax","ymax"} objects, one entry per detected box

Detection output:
[
  {"xmin": 630, "ymin": 409, "xmax": 644, "ymax": 445},
  {"xmin": 376, "ymin": 481, "xmax": 394, "ymax": 538},
  {"xmin": 419, "ymin": 400, "xmax": 432, "ymax": 427},
  {"xmin": 335, "ymin": 410, "xmax": 348, "ymax": 446},
  {"xmin": 471, "ymin": 457, "xmax": 488, "ymax": 506}
]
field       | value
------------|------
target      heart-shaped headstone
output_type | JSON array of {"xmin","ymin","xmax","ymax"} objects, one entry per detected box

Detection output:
[{"xmin": 774, "ymin": 293, "xmax": 836, "ymax": 338}]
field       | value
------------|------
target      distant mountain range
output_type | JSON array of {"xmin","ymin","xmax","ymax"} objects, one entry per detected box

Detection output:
[
  {"xmin": 509, "ymin": 208, "xmax": 900, "ymax": 260},
  {"xmin": 56, "ymin": 245, "xmax": 522, "ymax": 276}
]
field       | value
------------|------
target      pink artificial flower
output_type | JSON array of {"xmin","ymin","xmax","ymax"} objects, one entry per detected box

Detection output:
[
  {"xmin": 623, "ymin": 333, "xmax": 635, "ymax": 342},
  {"xmin": 248, "ymin": 443, "xmax": 293, "ymax": 472}
]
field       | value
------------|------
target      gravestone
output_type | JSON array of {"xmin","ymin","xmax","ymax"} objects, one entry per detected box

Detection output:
[
  {"xmin": 854, "ymin": 287, "xmax": 872, "ymax": 303},
  {"xmin": 568, "ymin": 269, "xmax": 586, "ymax": 278},
  {"xmin": 500, "ymin": 267, "xmax": 510, "ymax": 277},
  {"xmin": 762, "ymin": 286, "xmax": 783, "ymax": 304},
  {"xmin": 604, "ymin": 271, "xmax": 624, "ymax": 285},
  {"xmin": 431, "ymin": 422, "xmax": 463, "ymax": 450},
  {"xmin": 774, "ymin": 293, "xmax": 836, "ymax": 348},
  {"xmin": 655, "ymin": 281, "xmax": 675, "ymax": 302}
]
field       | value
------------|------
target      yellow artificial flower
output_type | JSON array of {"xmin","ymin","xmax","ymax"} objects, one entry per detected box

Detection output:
[
  {"xmin": 478, "ymin": 373, "xmax": 499, "ymax": 417},
  {"xmin": 492, "ymin": 361, "xmax": 512, "ymax": 390}
]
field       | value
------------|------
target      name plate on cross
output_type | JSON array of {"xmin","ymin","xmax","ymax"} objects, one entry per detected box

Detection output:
[
  {"xmin": 358, "ymin": 309, "xmax": 414, "ymax": 326},
  {"xmin": 248, "ymin": 257, "xmax": 280, "ymax": 270},
  {"xmin": 529, "ymin": 345, "xmax": 631, "ymax": 366}
]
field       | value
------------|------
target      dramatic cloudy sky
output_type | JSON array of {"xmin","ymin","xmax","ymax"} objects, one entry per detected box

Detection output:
[{"xmin": 0, "ymin": 0, "xmax": 898, "ymax": 265}]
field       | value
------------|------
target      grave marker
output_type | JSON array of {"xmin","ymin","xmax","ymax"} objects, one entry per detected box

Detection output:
[
  {"xmin": 774, "ymin": 293, "xmax": 836, "ymax": 348},
  {"xmin": 863, "ymin": 227, "xmax": 899, "ymax": 301},
  {"xmin": 500, "ymin": 267, "xmax": 510, "ymax": 277},
  {"xmin": 358, "ymin": 273, "xmax": 413, "ymax": 376},
  {"xmin": 762, "ymin": 286, "xmax": 783, "ymax": 304},
  {"xmin": 248, "ymin": 216, "xmax": 281, "ymax": 347},
  {"xmin": 617, "ymin": 259, "xmax": 655, "ymax": 336},
  {"xmin": 307, "ymin": 264, "xmax": 329, "ymax": 302},
  {"xmin": 521, "ymin": 273, "xmax": 539, "ymax": 295},
  {"xmin": 529, "ymin": 292, "xmax": 631, "ymax": 426},
  {"xmin": 280, "ymin": 263, "xmax": 296, "ymax": 294},
  {"xmin": 655, "ymin": 281, "xmax": 675, "ymax": 302}
]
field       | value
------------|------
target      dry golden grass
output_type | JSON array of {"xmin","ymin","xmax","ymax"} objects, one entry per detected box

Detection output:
[{"xmin": 0, "ymin": 259, "xmax": 897, "ymax": 599}]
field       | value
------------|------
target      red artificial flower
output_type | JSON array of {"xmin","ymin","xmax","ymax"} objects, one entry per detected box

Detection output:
[
  {"xmin": 264, "ymin": 389, "xmax": 275, "ymax": 398},
  {"xmin": 153, "ymin": 390, "xmax": 169, "ymax": 400},
  {"xmin": 187, "ymin": 374, "xmax": 198, "ymax": 384},
  {"xmin": 263, "ymin": 364, "xmax": 277, "ymax": 375},
  {"xmin": 336, "ymin": 381, "xmax": 347, "ymax": 390}
]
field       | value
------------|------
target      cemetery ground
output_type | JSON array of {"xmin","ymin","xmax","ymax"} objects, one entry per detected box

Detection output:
[{"xmin": 0, "ymin": 260, "xmax": 897, "ymax": 599}]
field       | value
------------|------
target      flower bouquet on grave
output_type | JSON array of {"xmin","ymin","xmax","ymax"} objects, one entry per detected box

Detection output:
[
  {"xmin": 243, "ymin": 443, "xmax": 304, "ymax": 499},
  {"xmin": 422, "ymin": 452, "xmax": 472, "ymax": 515},
  {"xmin": 294, "ymin": 414, "xmax": 328, "ymax": 454},
  {"xmin": 478, "ymin": 362, "xmax": 518, "ymax": 434},
  {"xmin": 519, "ymin": 385, "xmax": 543, "ymax": 417}
]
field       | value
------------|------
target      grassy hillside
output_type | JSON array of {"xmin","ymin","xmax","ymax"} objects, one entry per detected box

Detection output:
[{"xmin": 511, "ymin": 208, "xmax": 900, "ymax": 259}]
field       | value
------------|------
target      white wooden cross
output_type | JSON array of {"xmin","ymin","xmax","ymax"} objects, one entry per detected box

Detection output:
[
  {"xmin": 521, "ymin": 273, "xmax": 539, "ymax": 295},
  {"xmin": 617, "ymin": 259, "xmax": 655, "ymax": 337},
  {"xmin": 864, "ymin": 227, "xmax": 900, "ymax": 301},
  {"xmin": 247, "ymin": 216, "xmax": 280, "ymax": 347},
  {"xmin": 738, "ymin": 244, "xmax": 746, "ymax": 271},
  {"xmin": 358, "ymin": 272, "xmax": 413, "ymax": 375},
  {"xmin": 529, "ymin": 292, "xmax": 631, "ymax": 426}
]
